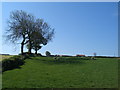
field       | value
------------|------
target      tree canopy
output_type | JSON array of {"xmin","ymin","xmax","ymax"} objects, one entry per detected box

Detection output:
[{"xmin": 6, "ymin": 10, "xmax": 54, "ymax": 55}]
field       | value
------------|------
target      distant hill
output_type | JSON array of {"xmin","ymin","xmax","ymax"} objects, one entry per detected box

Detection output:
[{"xmin": 0, "ymin": 54, "xmax": 10, "ymax": 55}]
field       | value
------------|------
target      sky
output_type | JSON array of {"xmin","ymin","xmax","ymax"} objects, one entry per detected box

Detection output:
[
  {"xmin": 0, "ymin": 2, "xmax": 2, "ymax": 56},
  {"xmin": 1, "ymin": 2, "xmax": 118, "ymax": 56}
]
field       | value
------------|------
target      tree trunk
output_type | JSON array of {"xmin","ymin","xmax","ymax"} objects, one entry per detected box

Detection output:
[
  {"xmin": 21, "ymin": 43, "xmax": 23, "ymax": 55},
  {"xmin": 21, "ymin": 35, "xmax": 25, "ymax": 55},
  {"xmin": 21, "ymin": 43, "xmax": 24, "ymax": 55},
  {"xmin": 35, "ymin": 50, "xmax": 37, "ymax": 55},
  {"xmin": 35, "ymin": 47, "xmax": 37, "ymax": 55},
  {"xmin": 28, "ymin": 41, "xmax": 32, "ymax": 54},
  {"xmin": 27, "ymin": 33, "xmax": 32, "ymax": 54}
]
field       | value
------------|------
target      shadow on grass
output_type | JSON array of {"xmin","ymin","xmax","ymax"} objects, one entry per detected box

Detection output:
[
  {"xmin": 44, "ymin": 60, "xmax": 84, "ymax": 65},
  {"xmin": 2, "ymin": 63, "xmax": 23, "ymax": 73},
  {"xmin": 32, "ymin": 57, "xmax": 89, "ymax": 65}
]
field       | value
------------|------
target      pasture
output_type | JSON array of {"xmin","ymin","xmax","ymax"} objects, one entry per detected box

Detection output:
[
  {"xmin": 2, "ymin": 57, "xmax": 118, "ymax": 88},
  {"xmin": 0, "ymin": 55, "xmax": 14, "ymax": 61}
]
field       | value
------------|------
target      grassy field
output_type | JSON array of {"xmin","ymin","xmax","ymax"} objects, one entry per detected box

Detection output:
[
  {"xmin": 2, "ymin": 57, "xmax": 118, "ymax": 88},
  {"xmin": 0, "ymin": 55, "xmax": 14, "ymax": 61}
]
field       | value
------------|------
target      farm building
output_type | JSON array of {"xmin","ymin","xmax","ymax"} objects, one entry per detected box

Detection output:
[{"xmin": 76, "ymin": 54, "xmax": 85, "ymax": 57}]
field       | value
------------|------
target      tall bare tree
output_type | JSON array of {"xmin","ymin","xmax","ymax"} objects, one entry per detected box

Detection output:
[
  {"xmin": 6, "ymin": 10, "xmax": 34, "ymax": 54},
  {"xmin": 6, "ymin": 10, "xmax": 54, "ymax": 55}
]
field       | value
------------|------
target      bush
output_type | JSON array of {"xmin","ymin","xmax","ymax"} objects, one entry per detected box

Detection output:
[
  {"xmin": 45, "ymin": 51, "xmax": 51, "ymax": 57},
  {"xmin": 19, "ymin": 52, "xmax": 43, "ymax": 57},
  {"xmin": 19, "ymin": 52, "xmax": 32, "ymax": 57},
  {"xmin": 1, "ymin": 55, "xmax": 25, "ymax": 72}
]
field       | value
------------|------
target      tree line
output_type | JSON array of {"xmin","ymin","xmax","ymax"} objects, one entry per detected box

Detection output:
[{"xmin": 6, "ymin": 10, "xmax": 54, "ymax": 55}]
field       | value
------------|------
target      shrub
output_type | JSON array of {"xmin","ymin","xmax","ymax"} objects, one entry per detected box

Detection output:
[
  {"xmin": 45, "ymin": 51, "xmax": 51, "ymax": 57},
  {"xmin": 36, "ymin": 53, "xmax": 42, "ymax": 56},
  {"xmin": 1, "ymin": 55, "xmax": 25, "ymax": 72},
  {"xmin": 19, "ymin": 52, "xmax": 43, "ymax": 57}
]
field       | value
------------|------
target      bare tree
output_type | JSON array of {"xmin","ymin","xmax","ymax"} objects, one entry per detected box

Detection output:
[
  {"xmin": 6, "ymin": 10, "xmax": 54, "ymax": 55},
  {"xmin": 6, "ymin": 10, "xmax": 34, "ymax": 54},
  {"xmin": 27, "ymin": 19, "xmax": 54, "ymax": 54}
]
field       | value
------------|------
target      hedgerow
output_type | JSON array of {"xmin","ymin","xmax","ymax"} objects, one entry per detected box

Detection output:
[{"xmin": 1, "ymin": 55, "xmax": 26, "ymax": 72}]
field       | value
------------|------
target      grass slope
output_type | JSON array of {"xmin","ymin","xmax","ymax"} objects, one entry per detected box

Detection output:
[
  {"xmin": 0, "ymin": 55, "xmax": 14, "ymax": 61},
  {"xmin": 2, "ymin": 57, "xmax": 118, "ymax": 88}
]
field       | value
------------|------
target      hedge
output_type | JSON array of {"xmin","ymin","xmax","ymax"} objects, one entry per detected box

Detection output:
[{"xmin": 1, "ymin": 55, "xmax": 27, "ymax": 72}]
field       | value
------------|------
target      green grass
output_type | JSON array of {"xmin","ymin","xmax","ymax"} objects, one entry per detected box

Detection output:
[{"xmin": 2, "ymin": 57, "xmax": 118, "ymax": 88}]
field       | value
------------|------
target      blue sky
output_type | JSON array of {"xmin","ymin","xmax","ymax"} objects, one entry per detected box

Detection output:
[
  {"xmin": 1, "ymin": 2, "xmax": 118, "ymax": 56},
  {"xmin": 0, "ymin": 2, "xmax": 2, "ymax": 55}
]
